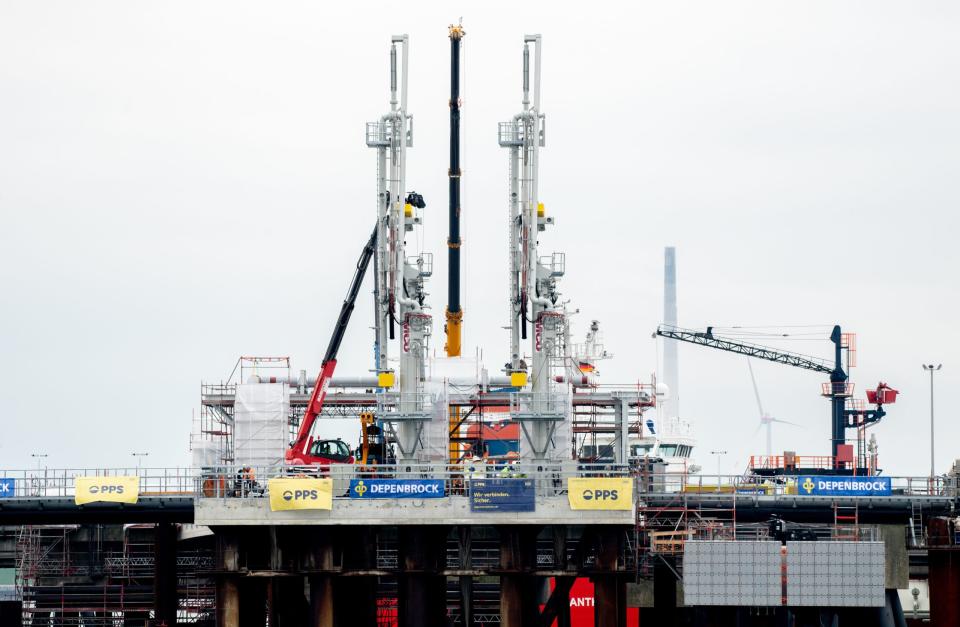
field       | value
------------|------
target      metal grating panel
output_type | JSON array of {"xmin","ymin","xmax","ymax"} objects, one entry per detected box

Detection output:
[
  {"xmin": 683, "ymin": 541, "xmax": 783, "ymax": 606},
  {"xmin": 684, "ymin": 540, "xmax": 886, "ymax": 608},
  {"xmin": 786, "ymin": 541, "xmax": 885, "ymax": 607}
]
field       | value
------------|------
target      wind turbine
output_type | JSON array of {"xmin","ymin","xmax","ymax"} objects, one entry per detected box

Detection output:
[{"xmin": 748, "ymin": 359, "xmax": 800, "ymax": 457}]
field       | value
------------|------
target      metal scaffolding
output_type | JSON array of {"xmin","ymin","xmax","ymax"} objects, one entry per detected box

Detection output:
[{"xmin": 15, "ymin": 524, "xmax": 215, "ymax": 626}]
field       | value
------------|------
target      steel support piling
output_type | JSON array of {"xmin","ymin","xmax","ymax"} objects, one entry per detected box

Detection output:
[
  {"xmin": 153, "ymin": 521, "xmax": 178, "ymax": 626},
  {"xmin": 499, "ymin": 526, "xmax": 540, "ymax": 627},
  {"xmin": 929, "ymin": 518, "xmax": 960, "ymax": 627},
  {"xmin": 593, "ymin": 527, "xmax": 626, "ymax": 627},
  {"xmin": 398, "ymin": 525, "xmax": 447, "ymax": 627}
]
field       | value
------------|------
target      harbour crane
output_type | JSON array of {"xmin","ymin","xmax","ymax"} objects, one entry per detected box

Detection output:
[
  {"xmin": 656, "ymin": 325, "xmax": 897, "ymax": 461},
  {"xmin": 285, "ymin": 226, "xmax": 378, "ymax": 466}
]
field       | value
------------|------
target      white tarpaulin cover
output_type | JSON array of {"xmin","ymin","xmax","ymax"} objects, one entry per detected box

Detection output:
[
  {"xmin": 421, "ymin": 384, "xmax": 451, "ymax": 463},
  {"xmin": 234, "ymin": 383, "xmax": 288, "ymax": 468},
  {"xmin": 191, "ymin": 439, "xmax": 221, "ymax": 468}
]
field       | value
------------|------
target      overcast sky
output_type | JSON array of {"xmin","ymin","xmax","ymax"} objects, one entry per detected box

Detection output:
[{"xmin": 1, "ymin": 2, "xmax": 957, "ymax": 475}]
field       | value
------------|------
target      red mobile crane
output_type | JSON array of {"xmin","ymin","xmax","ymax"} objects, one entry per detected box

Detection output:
[{"xmin": 285, "ymin": 225, "xmax": 378, "ymax": 465}]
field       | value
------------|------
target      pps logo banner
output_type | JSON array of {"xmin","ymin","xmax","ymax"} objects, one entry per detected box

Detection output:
[
  {"xmin": 268, "ymin": 478, "xmax": 333, "ymax": 511},
  {"xmin": 75, "ymin": 476, "xmax": 140, "ymax": 505},
  {"xmin": 567, "ymin": 478, "xmax": 633, "ymax": 511}
]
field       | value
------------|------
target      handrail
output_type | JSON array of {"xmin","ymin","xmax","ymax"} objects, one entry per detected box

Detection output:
[{"xmin": 0, "ymin": 467, "xmax": 952, "ymax": 500}]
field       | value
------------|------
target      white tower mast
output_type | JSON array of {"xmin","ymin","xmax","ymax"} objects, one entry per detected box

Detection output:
[
  {"xmin": 367, "ymin": 35, "xmax": 432, "ymax": 462},
  {"xmin": 500, "ymin": 35, "xmax": 567, "ymax": 460}
]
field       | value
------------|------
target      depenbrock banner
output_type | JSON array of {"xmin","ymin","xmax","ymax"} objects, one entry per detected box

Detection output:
[
  {"xmin": 349, "ymin": 479, "xmax": 445, "ymax": 499},
  {"xmin": 798, "ymin": 475, "xmax": 892, "ymax": 497}
]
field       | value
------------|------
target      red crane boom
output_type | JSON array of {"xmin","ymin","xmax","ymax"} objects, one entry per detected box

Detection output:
[{"xmin": 285, "ymin": 225, "xmax": 378, "ymax": 465}]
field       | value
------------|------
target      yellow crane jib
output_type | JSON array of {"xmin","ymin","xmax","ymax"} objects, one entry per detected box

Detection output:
[{"xmin": 444, "ymin": 308, "xmax": 463, "ymax": 357}]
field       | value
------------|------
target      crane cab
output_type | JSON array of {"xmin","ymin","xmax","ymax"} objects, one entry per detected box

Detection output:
[{"xmin": 287, "ymin": 438, "xmax": 354, "ymax": 466}]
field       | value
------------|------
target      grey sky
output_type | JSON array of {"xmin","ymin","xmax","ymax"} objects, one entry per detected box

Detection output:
[{"xmin": 1, "ymin": 2, "xmax": 957, "ymax": 474}]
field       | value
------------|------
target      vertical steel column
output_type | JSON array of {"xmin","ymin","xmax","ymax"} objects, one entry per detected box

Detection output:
[
  {"xmin": 309, "ymin": 577, "xmax": 334, "ymax": 627},
  {"xmin": 593, "ymin": 527, "xmax": 626, "ymax": 627},
  {"xmin": 237, "ymin": 580, "xmax": 268, "ymax": 627},
  {"xmin": 829, "ymin": 325, "xmax": 848, "ymax": 460},
  {"xmin": 153, "ymin": 522, "xmax": 177, "ymax": 626},
  {"xmin": 217, "ymin": 579, "xmax": 240, "ymax": 627},
  {"xmin": 554, "ymin": 526, "xmax": 572, "ymax": 627},
  {"xmin": 216, "ymin": 530, "xmax": 241, "ymax": 627},
  {"xmin": 499, "ymin": 526, "xmax": 540, "ymax": 627},
  {"xmin": 272, "ymin": 577, "xmax": 309, "ymax": 627},
  {"xmin": 459, "ymin": 526, "xmax": 474, "ymax": 627},
  {"xmin": 500, "ymin": 526, "xmax": 523, "ymax": 627},
  {"xmin": 307, "ymin": 532, "xmax": 336, "ymax": 627},
  {"xmin": 398, "ymin": 526, "xmax": 447, "ymax": 627},
  {"xmin": 652, "ymin": 554, "xmax": 678, "ymax": 627},
  {"xmin": 335, "ymin": 527, "xmax": 378, "ymax": 627},
  {"xmin": 929, "ymin": 517, "xmax": 960, "ymax": 627},
  {"xmin": 266, "ymin": 577, "xmax": 307, "ymax": 627}
]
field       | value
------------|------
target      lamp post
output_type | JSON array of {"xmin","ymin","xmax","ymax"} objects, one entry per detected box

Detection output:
[
  {"xmin": 132, "ymin": 452, "xmax": 149, "ymax": 468},
  {"xmin": 30, "ymin": 453, "xmax": 48, "ymax": 470},
  {"xmin": 710, "ymin": 449, "xmax": 727, "ymax": 482},
  {"xmin": 922, "ymin": 364, "xmax": 942, "ymax": 479}
]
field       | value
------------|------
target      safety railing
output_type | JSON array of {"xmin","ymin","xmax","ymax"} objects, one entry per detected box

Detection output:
[
  {"xmin": 509, "ymin": 392, "xmax": 569, "ymax": 418},
  {"xmin": 644, "ymin": 473, "xmax": 954, "ymax": 498},
  {"xmin": 409, "ymin": 252, "xmax": 433, "ymax": 277},
  {"xmin": 0, "ymin": 467, "xmax": 952, "ymax": 500},
  {"xmin": 0, "ymin": 468, "xmax": 195, "ymax": 498},
  {"xmin": 497, "ymin": 120, "xmax": 523, "ymax": 146},
  {"xmin": 365, "ymin": 120, "xmax": 391, "ymax": 147},
  {"xmin": 539, "ymin": 251, "xmax": 565, "ymax": 277},
  {"xmin": 749, "ymin": 455, "xmax": 838, "ymax": 470},
  {"xmin": 376, "ymin": 391, "xmax": 435, "ymax": 420},
  {"xmin": 195, "ymin": 462, "xmax": 631, "ymax": 500}
]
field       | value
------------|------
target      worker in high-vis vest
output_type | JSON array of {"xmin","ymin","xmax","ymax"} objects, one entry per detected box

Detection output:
[
  {"xmin": 464, "ymin": 454, "xmax": 484, "ymax": 495},
  {"xmin": 466, "ymin": 455, "xmax": 484, "ymax": 481}
]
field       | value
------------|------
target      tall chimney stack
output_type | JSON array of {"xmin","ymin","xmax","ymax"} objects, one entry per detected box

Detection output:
[{"xmin": 663, "ymin": 247, "xmax": 680, "ymax": 419}]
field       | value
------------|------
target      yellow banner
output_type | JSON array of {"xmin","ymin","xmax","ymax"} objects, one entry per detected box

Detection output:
[
  {"xmin": 567, "ymin": 477, "xmax": 633, "ymax": 510},
  {"xmin": 268, "ymin": 478, "xmax": 333, "ymax": 511},
  {"xmin": 75, "ymin": 476, "xmax": 140, "ymax": 505}
]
